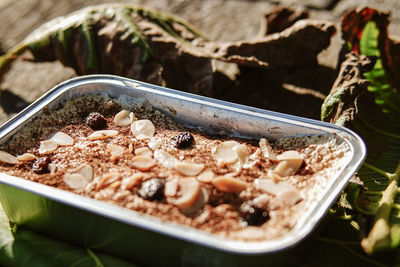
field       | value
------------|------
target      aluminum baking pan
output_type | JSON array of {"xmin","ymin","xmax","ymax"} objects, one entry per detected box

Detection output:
[{"xmin": 0, "ymin": 75, "xmax": 366, "ymax": 265}]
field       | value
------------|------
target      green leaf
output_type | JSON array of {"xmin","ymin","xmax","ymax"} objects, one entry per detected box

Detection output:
[
  {"xmin": 324, "ymin": 7, "xmax": 400, "ymax": 254},
  {"xmin": 0, "ymin": 204, "xmax": 138, "ymax": 267}
]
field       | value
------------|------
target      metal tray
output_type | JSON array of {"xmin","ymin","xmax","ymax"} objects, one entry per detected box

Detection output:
[{"xmin": 0, "ymin": 75, "xmax": 366, "ymax": 266}]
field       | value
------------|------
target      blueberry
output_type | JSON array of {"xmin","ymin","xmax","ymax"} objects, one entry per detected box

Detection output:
[
  {"xmin": 32, "ymin": 157, "xmax": 52, "ymax": 174},
  {"xmin": 240, "ymin": 200, "xmax": 269, "ymax": 226},
  {"xmin": 173, "ymin": 132, "xmax": 194, "ymax": 149},
  {"xmin": 138, "ymin": 178, "xmax": 165, "ymax": 201},
  {"xmin": 85, "ymin": 112, "xmax": 107, "ymax": 130}
]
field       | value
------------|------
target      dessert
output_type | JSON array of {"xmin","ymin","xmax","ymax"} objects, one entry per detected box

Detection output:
[{"xmin": 0, "ymin": 94, "xmax": 350, "ymax": 241}]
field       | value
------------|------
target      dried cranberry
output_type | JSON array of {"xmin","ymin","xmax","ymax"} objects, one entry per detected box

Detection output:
[
  {"xmin": 240, "ymin": 200, "xmax": 269, "ymax": 226},
  {"xmin": 32, "ymin": 157, "xmax": 52, "ymax": 174},
  {"xmin": 173, "ymin": 132, "xmax": 194, "ymax": 149},
  {"xmin": 85, "ymin": 112, "xmax": 107, "ymax": 129},
  {"xmin": 138, "ymin": 178, "xmax": 165, "ymax": 201}
]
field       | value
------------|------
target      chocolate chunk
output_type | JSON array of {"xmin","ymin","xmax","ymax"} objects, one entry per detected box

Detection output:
[
  {"xmin": 85, "ymin": 112, "xmax": 107, "ymax": 129},
  {"xmin": 240, "ymin": 200, "xmax": 269, "ymax": 226},
  {"xmin": 173, "ymin": 132, "xmax": 194, "ymax": 149},
  {"xmin": 32, "ymin": 157, "xmax": 52, "ymax": 174}
]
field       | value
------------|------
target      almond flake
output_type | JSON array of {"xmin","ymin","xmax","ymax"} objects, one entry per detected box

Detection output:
[
  {"xmin": 214, "ymin": 141, "xmax": 239, "ymax": 164},
  {"xmin": 259, "ymin": 138, "xmax": 276, "ymax": 160},
  {"xmin": 134, "ymin": 147, "xmax": 153, "ymax": 157},
  {"xmin": 234, "ymin": 144, "xmax": 248, "ymax": 165},
  {"xmin": 174, "ymin": 162, "xmax": 204, "ymax": 176},
  {"xmin": 197, "ymin": 170, "xmax": 214, "ymax": 183},
  {"xmin": 16, "ymin": 153, "xmax": 36, "ymax": 161},
  {"xmin": 168, "ymin": 177, "xmax": 202, "ymax": 211},
  {"xmin": 0, "ymin": 151, "xmax": 19, "ymax": 164},
  {"xmin": 97, "ymin": 172, "xmax": 121, "ymax": 190},
  {"xmin": 107, "ymin": 144, "xmax": 124, "ymax": 160},
  {"xmin": 212, "ymin": 176, "xmax": 247, "ymax": 194},
  {"xmin": 131, "ymin": 120, "xmax": 155, "ymax": 140},
  {"xmin": 63, "ymin": 173, "xmax": 89, "ymax": 190},
  {"xmin": 274, "ymin": 150, "xmax": 304, "ymax": 176},
  {"xmin": 38, "ymin": 140, "xmax": 58, "ymax": 154},
  {"xmin": 51, "ymin": 132, "xmax": 74, "ymax": 146},
  {"xmin": 254, "ymin": 178, "xmax": 301, "ymax": 207},
  {"xmin": 123, "ymin": 173, "xmax": 143, "ymax": 190},
  {"xmin": 114, "ymin": 110, "xmax": 136, "ymax": 126},
  {"xmin": 132, "ymin": 155, "xmax": 156, "ymax": 171},
  {"xmin": 154, "ymin": 149, "xmax": 178, "ymax": 168},
  {"xmin": 164, "ymin": 177, "xmax": 179, "ymax": 197},
  {"xmin": 73, "ymin": 164, "xmax": 93, "ymax": 181},
  {"xmin": 109, "ymin": 180, "xmax": 122, "ymax": 190},
  {"xmin": 88, "ymin": 130, "xmax": 118, "ymax": 140}
]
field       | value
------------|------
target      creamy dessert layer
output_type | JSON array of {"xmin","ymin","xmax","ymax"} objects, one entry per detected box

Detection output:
[{"xmin": 0, "ymin": 94, "xmax": 349, "ymax": 241}]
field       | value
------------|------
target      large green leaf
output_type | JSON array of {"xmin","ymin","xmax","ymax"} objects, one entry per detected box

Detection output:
[
  {"xmin": 323, "ymin": 7, "xmax": 400, "ymax": 254},
  {"xmin": 0, "ymin": 204, "xmax": 137, "ymax": 267}
]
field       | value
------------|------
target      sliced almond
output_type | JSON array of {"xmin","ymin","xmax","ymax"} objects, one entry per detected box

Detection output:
[
  {"xmin": 107, "ymin": 144, "xmax": 124, "ymax": 160},
  {"xmin": 97, "ymin": 172, "xmax": 121, "ymax": 190},
  {"xmin": 212, "ymin": 176, "xmax": 247, "ymax": 194},
  {"xmin": 38, "ymin": 140, "xmax": 58, "ymax": 154},
  {"xmin": 50, "ymin": 132, "xmax": 74, "ymax": 146},
  {"xmin": 174, "ymin": 162, "xmax": 204, "ymax": 176},
  {"xmin": 214, "ymin": 141, "xmax": 239, "ymax": 164},
  {"xmin": 197, "ymin": 170, "xmax": 214, "ymax": 183},
  {"xmin": 259, "ymin": 138, "xmax": 276, "ymax": 160},
  {"xmin": 114, "ymin": 110, "xmax": 136, "ymax": 126},
  {"xmin": 131, "ymin": 120, "xmax": 155, "ymax": 140},
  {"xmin": 234, "ymin": 144, "xmax": 248, "ymax": 165},
  {"xmin": 0, "ymin": 151, "xmax": 19, "ymax": 164},
  {"xmin": 254, "ymin": 178, "xmax": 300, "ymax": 204},
  {"xmin": 73, "ymin": 164, "xmax": 93, "ymax": 181},
  {"xmin": 63, "ymin": 173, "xmax": 89, "ymax": 190},
  {"xmin": 274, "ymin": 150, "xmax": 304, "ymax": 176},
  {"xmin": 148, "ymin": 139, "xmax": 162, "ymax": 150},
  {"xmin": 128, "ymin": 143, "xmax": 134, "ymax": 153},
  {"xmin": 168, "ymin": 177, "xmax": 202, "ymax": 211},
  {"xmin": 132, "ymin": 155, "xmax": 156, "ymax": 171},
  {"xmin": 16, "ymin": 153, "xmax": 36, "ymax": 161},
  {"xmin": 123, "ymin": 173, "xmax": 143, "ymax": 190},
  {"xmin": 164, "ymin": 177, "xmax": 179, "ymax": 197},
  {"xmin": 88, "ymin": 130, "xmax": 118, "ymax": 140},
  {"xmin": 154, "ymin": 149, "xmax": 178, "ymax": 168},
  {"xmin": 63, "ymin": 164, "xmax": 93, "ymax": 190},
  {"xmin": 134, "ymin": 147, "xmax": 153, "ymax": 157},
  {"xmin": 109, "ymin": 180, "xmax": 122, "ymax": 190}
]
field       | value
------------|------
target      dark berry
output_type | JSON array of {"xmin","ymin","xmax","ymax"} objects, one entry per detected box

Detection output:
[
  {"xmin": 85, "ymin": 112, "xmax": 107, "ymax": 129},
  {"xmin": 173, "ymin": 132, "xmax": 194, "ymax": 149},
  {"xmin": 239, "ymin": 200, "xmax": 269, "ymax": 226},
  {"xmin": 138, "ymin": 178, "xmax": 165, "ymax": 201},
  {"xmin": 32, "ymin": 157, "xmax": 52, "ymax": 174}
]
